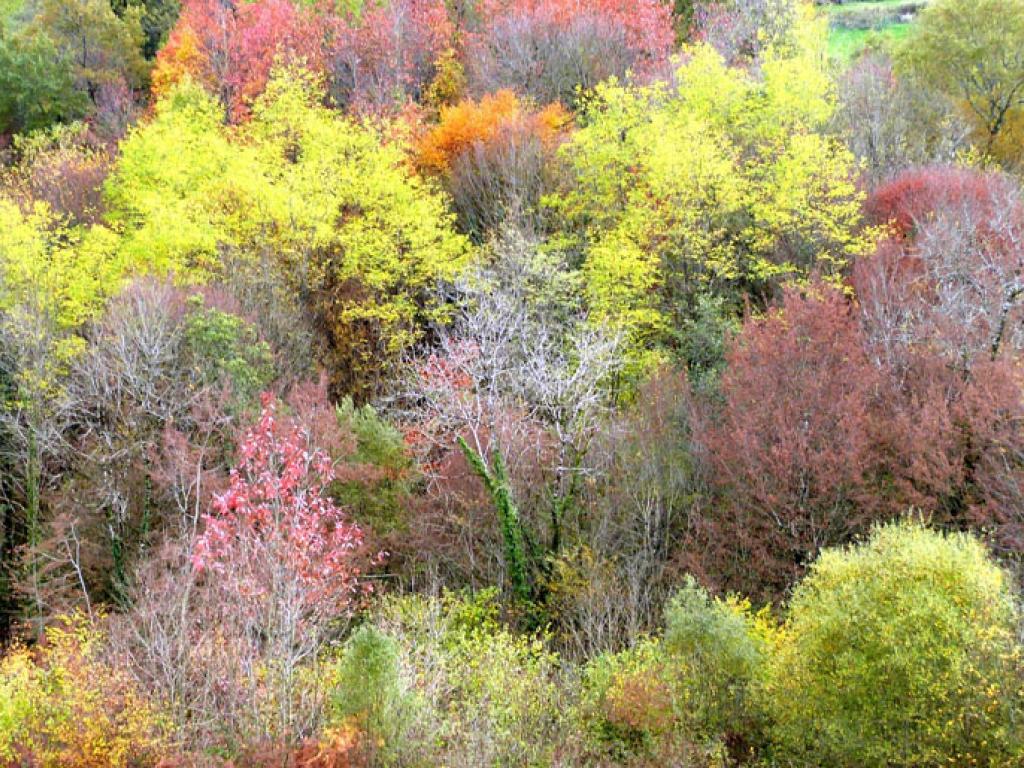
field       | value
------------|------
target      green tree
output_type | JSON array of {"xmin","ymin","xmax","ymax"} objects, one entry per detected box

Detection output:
[
  {"xmin": 29, "ymin": 0, "xmax": 148, "ymax": 98},
  {"xmin": 765, "ymin": 521, "xmax": 1024, "ymax": 767},
  {"xmin": 0, "ymin": 27, "xmax": 86, "ymax": 134},
  {"xmin": 898, "ymin": 0, "xmax": 1024, "ymax": 164}
]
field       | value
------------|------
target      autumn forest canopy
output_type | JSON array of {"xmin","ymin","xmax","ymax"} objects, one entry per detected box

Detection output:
[{"xmin": 2, "ymin": 0, "xmax": 1024, "ymax": 764}]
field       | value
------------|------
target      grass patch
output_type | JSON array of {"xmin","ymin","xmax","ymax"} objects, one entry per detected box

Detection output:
[{"xmin": 828, "ymin": 22, "xmax": 912, "ymax": 61}]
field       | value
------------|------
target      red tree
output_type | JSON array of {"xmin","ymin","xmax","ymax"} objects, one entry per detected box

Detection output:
[
  {"xmin": 466, "ymin": 0, "xmax": 673, "ymax": 105},
  {"xmin": 153, "ymin": 0, "xmax": 328, "ymax": 120},
  {"xmin": 328, "ymin": 0, "xmax": 454, "ymax": 113},
  {"xmin": 858, "ymin": 166, "xmax": 1024, "ymax": 365},
  {"xmin": 193, "ymin": 394, "xmax": 374, "ymax": 624},
  {"xmin": 694, "ymin": 286, "xmax": 897, "ymax": 599},
  {"xmin": 865, "ymin": 165, "xmax": 1009, "ymax": 239}
]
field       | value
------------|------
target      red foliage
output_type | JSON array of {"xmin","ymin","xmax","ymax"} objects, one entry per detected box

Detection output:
[
  {"xmin": 865, "ymin": 165, "xmax": 1010, "ymax": 238},
  {"xmin": 154, "ymin": 0, "xmax": 327, "ymax": 120},
  {"xmin": 477, "ymin": 0, "xmax": 672, "ymax": 63},
  {"xmin": 193, "ymin": 394, "xmax": 376, "ymax": 622},
  {"xmin": 857, "ymin": 166, "xmax": 1024, "ymax": 365},
  {"xmin": 466, "ymin": 0, "xmax": 673, "ymax": 104},
  {"xmin": 694, "ymin": 285, "xmax": 898, "ymax": 598},
  {"xmin": 328, "ymin": 0, "xmax": 454, "ymax": 113},
  {"xmin": 691, "ymin": 279, "xmax": 1024, "ymax": 599}
]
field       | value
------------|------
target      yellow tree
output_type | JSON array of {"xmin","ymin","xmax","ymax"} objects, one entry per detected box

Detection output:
[
  {"xmin": 0, "ymin": 199, "xmax": 122, "ymax": 632},
  {"xmin": 549, "ymin": 9, "xmax": 871, "ymax": 374},
  {"xmin": 106, "ymin": 67, "xmax": 472, "ymax": 397}
]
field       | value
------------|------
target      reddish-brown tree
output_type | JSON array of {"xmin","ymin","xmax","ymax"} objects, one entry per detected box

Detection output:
[
  {"xmin": 328, "ymin": 0, "xmax": 454, "ymax": 113},
  {"xmin": 694, "ymin": 286, "xmax": 896, "ymax": 599},
  {"xmin": 466, "ymin": 0, "xmax": 673, "ymax": 106}
]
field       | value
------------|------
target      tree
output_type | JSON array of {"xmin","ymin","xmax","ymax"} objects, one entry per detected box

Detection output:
[
  {"xmin": 328, "ymin": 0, "xmax": 454, "ymax": 113},
  {"xmin": 191, "ymin": 395, "xmax": 378, "ymax": 742},
  {"xmin": 551, "ymin": 37, "xmax": 870, "ymax": 373},
  {"xmin": 108, "ymin": 68, "xmax": 472, "ymax": 397},
  {"xmin": 859, "ymin": 166, "xmax": 1024, "ymax": 366},
  {"xmin": 152, "ymin": 0, "xmax": 328, "ymax": 120},
  {"xmin": 766, "ymin": 521, "xmax": 1024, "ymax": 767},
  {"xmin": 29, "ymin": 0, "xmax": 148, "ymax": 99},
  {"xmin": 833, "ymin": 53, "xmax": 970, "ymax": 186},
  {"xmin": 0, "ymin": 198, "xmax": 122, "ymax": 634},
  {"xmin": 691, "ymin": 0, "xmax": 802, "ymax": 64},
  {"xmin": 466, "ymin": 0, "xmax": 673, "ymax": 107},
  {"xmin": 695, "ymin": 286, "xmax": 895, "ymax": 599},
  {"xmin": 897, "ymin": 0, "xmax": 1024, "ymax": 165},
  {"xmin": 416, "ymin": 90, "xmax": 570, "ymax": 239},
  {"xmin": 0, "ymin": 28, "xmax": 86, "ymax": 135}
]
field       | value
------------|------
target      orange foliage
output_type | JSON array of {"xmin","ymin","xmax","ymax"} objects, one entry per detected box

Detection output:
[
  {"xmin": 416, "ymin": 90, "xmax": 570, "ymax": 174},
  {"xmin": 151, "ymin": 24, "xmax": 210, "ymax": 101}
]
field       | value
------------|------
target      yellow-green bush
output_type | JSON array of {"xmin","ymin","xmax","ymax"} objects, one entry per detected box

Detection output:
[
  {"xmin": 764, "ymin": 521, "xmax": 1024, "ymax": 767},
  {"xmin": 329, "ymin": 590, "xmax": 569, "ymax": 767},
  {"xmin": 579, "ymin": 577, "xmax": 773, "ymax": 764},
  {"xmin": 0, "ymin": 615, "xmax": 165, "ymax": 767}
]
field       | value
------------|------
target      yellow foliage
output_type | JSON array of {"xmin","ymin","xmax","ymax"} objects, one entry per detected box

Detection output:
[
  {"xmin": 0, "ymin": 614, "xmax": 166, "ymax": 767},
  {"xmin": 550, "ymin": 20, "xmax": 874, "ymax": 373}
]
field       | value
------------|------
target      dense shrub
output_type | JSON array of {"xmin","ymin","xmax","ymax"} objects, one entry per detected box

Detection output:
[
  {"xmin": 765, "ymin": 521, "xmax": 1024, "ymax": 767},
  {"xmin": 329, "ymin": 590, "xmax": 571, "ymax": 766},
  {"xmin": 579, "ymin": 576, "xmax": 771, "ymax": 764},
  {"xmin": 0, "ymin": 615, "xmax": 165, "ymax": 767}
]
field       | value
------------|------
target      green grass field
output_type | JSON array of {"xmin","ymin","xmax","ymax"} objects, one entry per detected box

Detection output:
[
  {"xmin": 828, "ymin": 22, "xmax": 913, "ymax": 60},
  {"xmin": 826, "ymin": 0, "xmax": 922, "ymax": 62}
]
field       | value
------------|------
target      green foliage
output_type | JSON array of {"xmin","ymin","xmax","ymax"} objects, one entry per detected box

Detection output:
[
  {"xmin": 663, "ymin": 577, "xmax": 770, "ymax": 744},
  {"xmin": 674, "ymin": 293, "xmax": 737, "ymax": 390},
  {"xmin": 329, "ymin": 590, "xmax": 568, "ymax": 767},
  {"xmin": 29, "ymin": 0, "xmax": 148, "ymax": 94},
  {"xmin": 765, "ymin": 521, "xmax": 1024, "ymax": 767},
  {"xmin": 579, "ymin": 638, "xmax": 680, "ymax": 760},
  {"xmin": 549, "ymin": 27, "xmax": 871, "ymax": 372},
  {"xmin": 182, "ymin": 295, "xmax": 274, "ymax": 406},
  {"xmin": 0, "ymin": 28, "xmax": 86, "ymax": 135},
  {"xmin": 334, "ymin": 397, "xmax": 413, "ymax": 534},
  {"xmin": 457, "ymin": 437, "xmax": 531, "ymax": 604},
  {"xmin": 578, "ymin": 577, "xmax": 773, "ymax": 762},
  {"xmin": 330, "ymin": 624, "xmax": 414, "ymax": 751}
]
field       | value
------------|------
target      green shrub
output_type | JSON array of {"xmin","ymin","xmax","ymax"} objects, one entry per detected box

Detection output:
[
  {"xmin": 663, "ymin": 576, "xmax": 771, "ymax": 746},
  {"xmin": 579, "ymin": 577, "xmax": 771, "ymax": 764},
  {"xmin": 764, "ymin": 521, "xmax": 1024, "ymax": 767},
  {"xmin": 579, "ymin": 638, "xmax": 680, "ymax": 761},
  {"xmin": 334, "ymin": 397, "xmax": 414, "ymax": 535},
  {"xmin": 330, "ymin": 624, "xmax": 418, "ymax": 762},
  {"xmin": 329, "ymin": 590, "xmax": 569, "ymax": 767}
]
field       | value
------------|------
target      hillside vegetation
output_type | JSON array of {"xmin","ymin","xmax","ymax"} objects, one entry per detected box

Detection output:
[{"xmin": 1, "ymin": 0, "xmax": 1024, "ymax": 765}]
